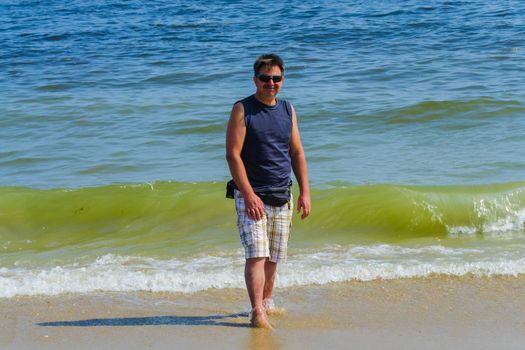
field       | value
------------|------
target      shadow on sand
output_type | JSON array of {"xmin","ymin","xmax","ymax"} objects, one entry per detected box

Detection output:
[{"xmin": 37, "ymin": 312, "xmax": 250, "ymax": 328}]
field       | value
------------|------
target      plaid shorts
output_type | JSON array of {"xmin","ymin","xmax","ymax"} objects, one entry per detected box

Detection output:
[{"xmin": 234, "ymin": 190, "xmax": 293, "ymax": 263}]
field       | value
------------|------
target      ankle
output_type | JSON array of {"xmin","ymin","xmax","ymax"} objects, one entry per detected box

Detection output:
[
  {"xmin": 262, "ymin": 298, "xmax": 273, "ymax": 309},
  {"xmin": 251, "ymin": 306, "xmax": 264, "ymax": 314}
]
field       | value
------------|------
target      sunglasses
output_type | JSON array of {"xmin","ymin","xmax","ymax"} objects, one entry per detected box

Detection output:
[{"xmin": 256, "ymin": 74, "xmax": 283, "ymax": 83}]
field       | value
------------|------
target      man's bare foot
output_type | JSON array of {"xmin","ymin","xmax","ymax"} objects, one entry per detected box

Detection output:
[{"xmin": 249, "ymin": 307, "xmax": 273, "ymax": 329}]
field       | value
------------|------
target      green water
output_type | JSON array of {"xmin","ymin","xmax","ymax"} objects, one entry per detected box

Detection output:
[{"xmin": 2, "ymin": 181, "xmax": 524, "ymax": 267}]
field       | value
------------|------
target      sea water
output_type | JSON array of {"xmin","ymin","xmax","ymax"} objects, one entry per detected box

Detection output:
[{"xmin": 1, "ymin": 0, "xmax": 525, "ymax": 297}]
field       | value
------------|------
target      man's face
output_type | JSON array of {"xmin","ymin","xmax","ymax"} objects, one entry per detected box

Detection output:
[{"xmin": 253, "ymin": 65, "xmax": 284, "ymax": 99}]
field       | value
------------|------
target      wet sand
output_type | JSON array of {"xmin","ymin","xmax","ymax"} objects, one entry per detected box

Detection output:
[{"xmin": 1, "ymin": 276, "xmax": 524, "ymax": 349}]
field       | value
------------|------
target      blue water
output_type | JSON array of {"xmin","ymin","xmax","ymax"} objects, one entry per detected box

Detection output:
[
  {"xmin": 1, "ymin": 0, "xmax": 525, "ymax": 188},
  {"xmin": 2, "ymin": 1, "xmax": 525, "ymax": 297}
]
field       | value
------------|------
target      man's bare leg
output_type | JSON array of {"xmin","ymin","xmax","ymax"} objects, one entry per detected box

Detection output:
[
  {"xmin": 263, "ymin": 259, "xmax": 277, "ymax": 314},
  {"xmin": 245, "ymin": 257, "xmax": 272, "ymax": 328}
]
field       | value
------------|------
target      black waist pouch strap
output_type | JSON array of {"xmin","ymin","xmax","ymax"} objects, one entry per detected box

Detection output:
[
  {"xmin": 257, "ymin": 187, "xmax": 291, "ymax": 207},
  {"xmin": 227, "ymin": 180, "xmax": 291, "ymax": 207}
]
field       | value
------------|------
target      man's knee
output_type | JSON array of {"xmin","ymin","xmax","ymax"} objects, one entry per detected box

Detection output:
[
  {"xmin": 265, "ymin": 259, "xmax": 277, "ymax": 267},
  {"xmin": 246, "ymin": 257, "xmax": 267, "ymax": 266}
]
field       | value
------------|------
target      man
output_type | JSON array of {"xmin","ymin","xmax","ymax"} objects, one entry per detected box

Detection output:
[{"xmin": 226, "ymin": 53, "xmax": 311, "ymax": 328}]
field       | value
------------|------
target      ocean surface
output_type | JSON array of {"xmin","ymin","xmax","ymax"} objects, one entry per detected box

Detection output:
[{"xmin": 1, "ymin": 0, "xmax": 525, "ymax": 298}]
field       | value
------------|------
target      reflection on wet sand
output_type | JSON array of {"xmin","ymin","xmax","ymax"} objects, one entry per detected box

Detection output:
[{"xmin": 249, "ymin": 328, "xmax": 280, "ymax": 350}]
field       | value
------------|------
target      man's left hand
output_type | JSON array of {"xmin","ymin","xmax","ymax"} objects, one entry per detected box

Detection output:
[{"xmin": 296, "ymin": 193, "xmax": 311, "ymax": 220}]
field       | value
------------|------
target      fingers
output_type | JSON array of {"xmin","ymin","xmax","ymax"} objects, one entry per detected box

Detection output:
[
  {"xmin": 297, "ymin": 198, "xmax": 311, "ymax": 220},
  {"xmin": 300, "ymin": 204, "xmax": 310, "ymax": 219},
  {"xmin": 245, "ymin": 195, "xmax": 265, "ymax": 221},
  {"xmin": 247, "ymin": 205, "xmax": 264, "ymax": 221},
  {"xmin": 301, "ymin": 205, "xmax": 310, "ymax": 219}
]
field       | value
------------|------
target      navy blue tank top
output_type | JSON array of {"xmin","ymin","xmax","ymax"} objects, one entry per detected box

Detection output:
[{"xmin": 239, "ymin": 94, "xmax": 293, "ymax": 192}]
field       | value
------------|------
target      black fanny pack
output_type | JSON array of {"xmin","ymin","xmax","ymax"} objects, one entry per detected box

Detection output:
[
  {"xmin": 226, "ymin": 180, "xmax": 236, "ymax": 199},
  {"xmin": 226, "ymin": 180, "xmax": 291, "ymax": 207},
  {"xmin": 256, "ymin": 188, "xmax": 291, "ymax": 207}
]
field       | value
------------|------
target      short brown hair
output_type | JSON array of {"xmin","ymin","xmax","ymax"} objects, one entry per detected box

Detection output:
[{"xmin": 253, "ymin": 53, "xmax": 284, "ymax": 75}]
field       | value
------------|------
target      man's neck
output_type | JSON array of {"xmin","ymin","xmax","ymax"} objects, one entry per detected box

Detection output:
[{"xmin": 254, "ymin": 93, "xmax": 277, "ymax": 106}]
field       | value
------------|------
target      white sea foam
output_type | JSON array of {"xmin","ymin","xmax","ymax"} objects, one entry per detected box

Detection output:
[
  {"xmin": 1, "ymin": 244, "xmax": 525, "ymax": 298},
  {"xmin": 446, "ymin": 194, "xmax": 525, "ymax": 237},
  {"xmin": 448, "ymin": 208, "xmax": 525, "ymax": 238}
]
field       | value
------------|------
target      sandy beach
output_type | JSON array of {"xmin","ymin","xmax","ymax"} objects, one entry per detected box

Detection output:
[{"xmin": 1, "ymin": 276, "xmax": 524, "ymax": 350}]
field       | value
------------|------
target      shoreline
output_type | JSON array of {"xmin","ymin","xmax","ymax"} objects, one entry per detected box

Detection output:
[{"xmin": 1, "ymin": 275, "xmax": 524, "ymax": 349}]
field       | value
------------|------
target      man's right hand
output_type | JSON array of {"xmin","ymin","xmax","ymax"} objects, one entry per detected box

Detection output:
[{"xmin": 243, "ymin": 192, "xmax": 265, "ymax": 221}]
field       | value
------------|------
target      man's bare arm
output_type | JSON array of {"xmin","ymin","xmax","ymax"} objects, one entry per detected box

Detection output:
[
  {"xmin": 225, "ymin": 102, "xmax": 265, "ymax": 221},
  {"xmin": 289, "ymin": 105, "xmax": 311, "ymax": 219}
]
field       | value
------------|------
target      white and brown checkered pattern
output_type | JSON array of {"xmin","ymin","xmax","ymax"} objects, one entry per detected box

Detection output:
[{"xmin": 234, "ymin": 190, "xmax": 293, "ymax": 263}]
